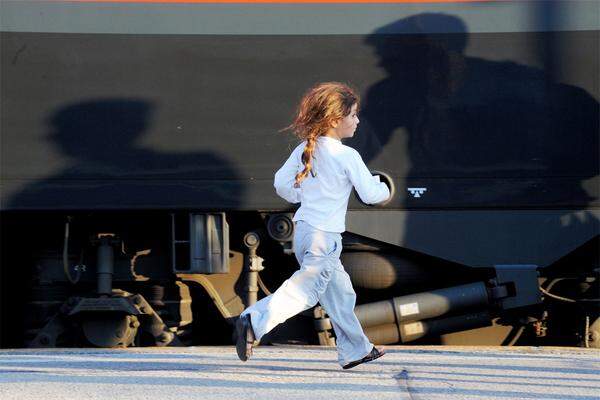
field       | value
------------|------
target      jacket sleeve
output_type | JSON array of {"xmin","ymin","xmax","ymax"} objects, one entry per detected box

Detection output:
[
  {"xmin": 273, "ymin": 144, "xmax": 303, "ymax": 204},
  {"xmin": 345, "ymin": 148, "xmax": 390, "ymax": 204}
]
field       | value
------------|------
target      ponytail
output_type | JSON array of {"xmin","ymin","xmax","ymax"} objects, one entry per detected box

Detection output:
[{"xmin": 294, "ymin": 135, "xmax": 317, "ymax": 187}]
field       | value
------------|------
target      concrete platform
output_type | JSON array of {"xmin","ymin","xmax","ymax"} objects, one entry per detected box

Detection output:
[{"xmin": 0, "ymin": 345, "xmax": 598, "ymax": 400}]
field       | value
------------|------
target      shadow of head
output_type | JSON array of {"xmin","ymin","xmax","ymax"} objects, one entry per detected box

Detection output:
[
  {"xmin": 47, "ymin": 99, "xmax": 154, "ymax": 159},
  {"xmin": 365, "ymin": 13, "xmax": 468, "ymax": 74}
]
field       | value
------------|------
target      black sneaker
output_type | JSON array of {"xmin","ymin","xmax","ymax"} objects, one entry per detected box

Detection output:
[
  {"xmin": 342, "ymin": 346, "xmax": 385, "ymax": 370},
  {"xmin": 235, "ymin": 314, "xmax": 255, "ymax": 362}
]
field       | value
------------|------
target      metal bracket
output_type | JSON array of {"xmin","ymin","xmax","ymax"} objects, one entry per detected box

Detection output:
[{"xmin": 494, "ymin": 264, "xmax": 542, "ymax": 310}]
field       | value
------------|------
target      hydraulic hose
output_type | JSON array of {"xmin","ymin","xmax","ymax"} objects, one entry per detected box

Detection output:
[{"xmin": 63, "ymin": 216, "xmax": 81, "ymax": 284}]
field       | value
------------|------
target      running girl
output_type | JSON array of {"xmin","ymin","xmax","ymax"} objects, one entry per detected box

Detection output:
[{"xmin": 236, "ymin": 82, "xmax": 390, "ymax": 369}]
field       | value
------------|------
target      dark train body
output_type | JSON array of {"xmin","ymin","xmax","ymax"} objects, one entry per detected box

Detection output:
[{"xmin": 1, "ymin": 0, "xmax": 598, "ymax": 348}]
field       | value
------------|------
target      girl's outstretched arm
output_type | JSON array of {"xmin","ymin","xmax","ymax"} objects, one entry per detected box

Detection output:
[
  {"xmin": 273, "ymin": 145, "xmax": 303, "ymax": 204},
  {"xmin": 345, "ymin": 148, "xmax": 390, "ymax": 205}
]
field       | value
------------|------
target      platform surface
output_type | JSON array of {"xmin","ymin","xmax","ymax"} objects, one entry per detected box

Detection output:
[{"xmin": 0, "ymin": 345, "xmax": 598, "ymax": 400}]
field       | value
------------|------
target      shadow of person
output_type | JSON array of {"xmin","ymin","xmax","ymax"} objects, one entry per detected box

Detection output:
[
  {"xmin": 7, "ymin": 99, "xmax": 244, "ymax": 209},
  {"xmin": 347, "ymin": 12, "xmax": 599, "ymax": 268},
  {"xmin": 2, "ymin": 98, "xmax": 246, "ymax": 347}
]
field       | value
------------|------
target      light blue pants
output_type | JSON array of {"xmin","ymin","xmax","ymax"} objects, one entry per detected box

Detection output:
[{"xmin": 240, "ymin": 220, "xmax": 373, "ymax": 366}]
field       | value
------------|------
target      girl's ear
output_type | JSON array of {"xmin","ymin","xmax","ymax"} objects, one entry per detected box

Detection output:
[{"xmin": 330, "ymin": 119, "xmax": 340, "ymax": 129}]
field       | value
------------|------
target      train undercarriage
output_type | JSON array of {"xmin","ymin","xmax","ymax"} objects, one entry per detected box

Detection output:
[{"xmin": 1, "ymin": 210, "xmax": 598, "ymax": 349}]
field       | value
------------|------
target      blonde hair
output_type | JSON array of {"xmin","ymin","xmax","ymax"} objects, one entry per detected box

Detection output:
[{"xmin": 283, "ymin": 82, "xmax": 359, "ymax": 187}]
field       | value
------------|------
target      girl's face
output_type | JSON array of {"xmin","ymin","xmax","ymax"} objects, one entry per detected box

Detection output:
[{"xmin": 331, "ymin": 103, "xmax": 359, "ymax": 140}]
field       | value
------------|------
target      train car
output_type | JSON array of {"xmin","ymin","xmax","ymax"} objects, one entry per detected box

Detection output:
[{"xmin": 1, "ymin": 0, "xmax": 598, "ymax": 349}]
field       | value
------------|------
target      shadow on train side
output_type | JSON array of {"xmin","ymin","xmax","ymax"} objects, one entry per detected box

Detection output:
[
  {"xmin": 346, "ymin": 12, "xmax": 599, "ymax": 270},
  {"xmin": 342, "ymin": 11, "xmax": 598, "ymax": 346},
  {"xmin": 7, "ymin": 99, "xmax": 245, "ymax": 209},
  {"xmin": 1, "ymin": 99, "xmax": 247, "ymax": 347}
]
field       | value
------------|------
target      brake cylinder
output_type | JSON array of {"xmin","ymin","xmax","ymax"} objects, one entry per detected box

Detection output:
[{"xmin": 354, "ymin": 281, "xmax": 490, "ymax": 327}]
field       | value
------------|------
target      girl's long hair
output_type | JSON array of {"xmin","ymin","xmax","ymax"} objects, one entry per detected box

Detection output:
[{"xmin": 283, "ymin": 82, "xmax": 359, "ymax": 187}]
